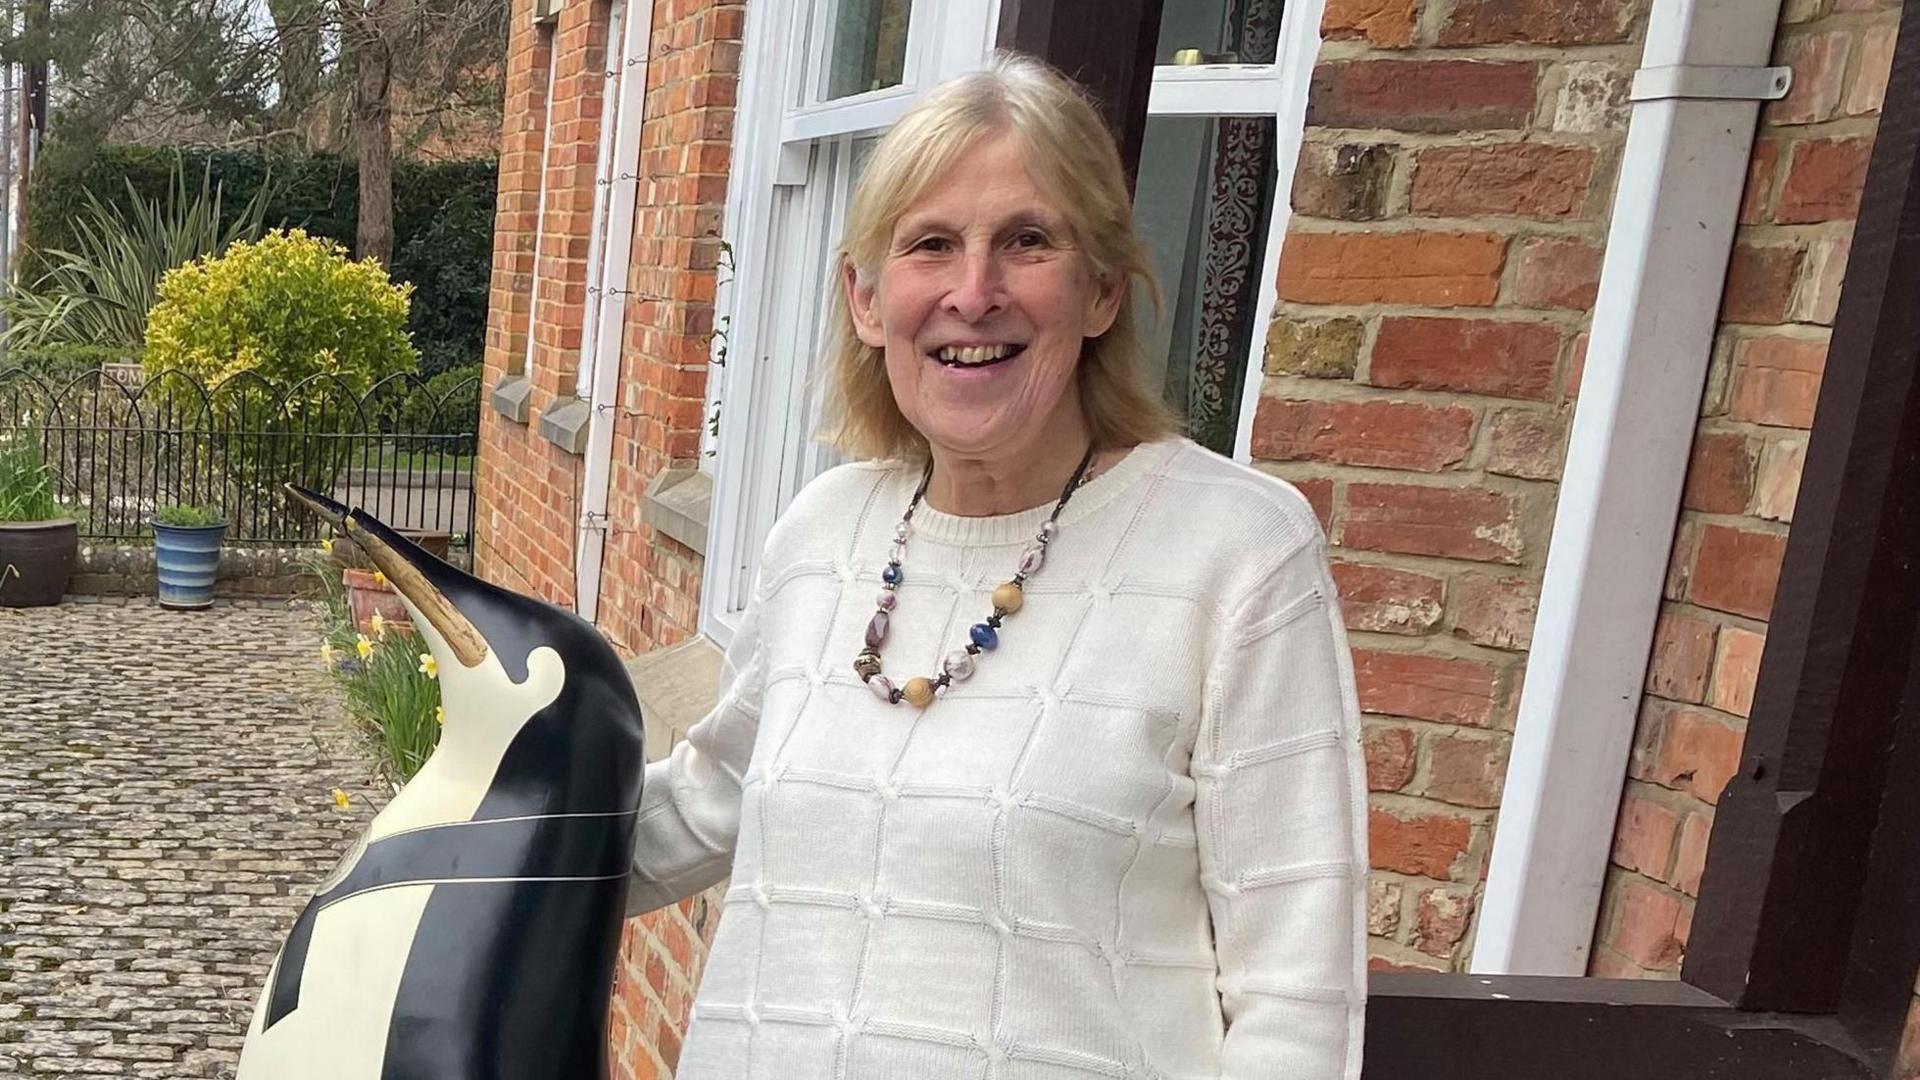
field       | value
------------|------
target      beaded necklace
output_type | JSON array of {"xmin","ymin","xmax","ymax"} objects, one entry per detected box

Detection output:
[{"xmin": 855, "ymin": 444, "xmax": 1099, "ymax": 708}]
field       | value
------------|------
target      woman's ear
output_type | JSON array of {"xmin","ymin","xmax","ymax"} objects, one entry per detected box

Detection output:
[
  {"xmin": 843, "ymin": 260, "xmax": 887, "ymax": 348},
  {"xmin": 1083, "ymin": 269, "xmax": 1126, "ymax": 339}
]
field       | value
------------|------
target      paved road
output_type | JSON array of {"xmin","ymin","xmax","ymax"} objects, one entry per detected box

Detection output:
[{"xmin": 0, "ymin": 599, "xmax": 378, "ymax": 1077}]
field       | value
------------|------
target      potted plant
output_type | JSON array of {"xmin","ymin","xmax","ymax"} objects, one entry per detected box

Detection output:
[
  {"xmin": 0, "ymin": 434, "xmax": 77, "ymax": 608},
  {"xmin": 151, "ymin": 502, "xmax": 227, "ymax": 609}
]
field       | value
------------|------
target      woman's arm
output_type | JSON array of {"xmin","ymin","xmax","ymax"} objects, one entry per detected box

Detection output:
[
  {"xmin": 624, "ymin": 600, "xmax": 766, "ymax": 917},
  {"xmin": 1193, "ymin": 535, "xmax": 1369, "ymax": 1079}
]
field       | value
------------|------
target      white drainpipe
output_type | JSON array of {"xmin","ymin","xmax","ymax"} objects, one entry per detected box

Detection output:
[
  {"xmin": 1471, "ymin": 0, "xmax": 1792, "ymax": 974},
  {"xmin": 574, "ymin": 0, "xmax": 652, "ymax": 624}
]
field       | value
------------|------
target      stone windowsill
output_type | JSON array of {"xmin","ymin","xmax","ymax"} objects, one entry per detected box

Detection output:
[
  {"xmin": 538, "ymin": 395, "xmax": 592, "ymax": 456},
  {"xmin": 623, "ymin": 635, "xmax": 724, "ymax": 763},
  {"xmin": 643, "ymin": 467, "xmax": 712, "ymax": 556},
  {"xmin": 489, "ymin": 375, "xmax": 533, "ymax": 424}
]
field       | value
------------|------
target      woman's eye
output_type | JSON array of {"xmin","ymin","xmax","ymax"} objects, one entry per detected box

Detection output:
[
  {"xmin": 1011, "ymin": 231, "xmax": 1046, "ymax": 249},
  {"xmin": 912, "ymin": 236, "xmax": 951, "ymax": 253}
]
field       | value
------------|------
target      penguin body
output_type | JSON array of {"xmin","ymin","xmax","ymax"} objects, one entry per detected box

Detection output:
[{"xmin": 237, "ymin": 495, "xmax": 645, "ymax": 1079}]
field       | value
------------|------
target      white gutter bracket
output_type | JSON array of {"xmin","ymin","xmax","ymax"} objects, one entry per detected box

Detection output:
[{"xmin": 1631, "ymin": 64, "xmax": 1793, "ymax": 102}]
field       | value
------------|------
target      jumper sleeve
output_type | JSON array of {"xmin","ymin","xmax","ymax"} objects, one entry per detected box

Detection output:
[
  {"xmin": 624, "ymin": 598, "xmax": 766, "ymax": 917},
  {"xmin": 1193, "ymin": 535, "xmax": 1368, "ymax": 1080}
]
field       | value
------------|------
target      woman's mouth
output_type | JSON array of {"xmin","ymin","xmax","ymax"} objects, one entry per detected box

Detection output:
[{"xmin": 930, "ymin": 343, "xmax": 1026, "ymax": 369}]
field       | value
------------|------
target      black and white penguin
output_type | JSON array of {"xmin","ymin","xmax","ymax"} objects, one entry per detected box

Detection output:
[{"xmin": 237, "ymin": 486, "xmax": 646, "ymax": 1080}]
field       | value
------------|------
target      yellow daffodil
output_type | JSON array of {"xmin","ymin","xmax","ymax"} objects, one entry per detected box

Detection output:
[
  {"xmin": 435, "ymin": 705, "xmax": 446, "ymax": 726},
  {"xmin": 355, "ymin": 634, "xmax": 374, "ymax": 661},
  {"xmin": 369, "ymin": 612, "xmax": 386, "ymax": 638},
  {"xmin": 331, "ymin": 788, "xmax": 351, "ymax": 809},
  {"xmin": 319, "ymin": 640, "xmax": 335, "ymax": 666},
  {"xmin": 372, "ymin": 570, "xmax": 387, "ymax": 587},
  {"xmin": 417, "ymin": 653, "xmax": 438, "ymax": 679},
  {"xmin": 319, "ymin": 537, "xmax": 333, "ymax": 555}
]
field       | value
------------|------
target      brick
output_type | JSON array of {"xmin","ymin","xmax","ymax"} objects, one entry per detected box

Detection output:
[
  {"xmin": 1307, "ymin": 60, "xmax": 1538, "ymax": 134},
  {"xmin": 1414, "ymin": 887, "xmax": 1475, "ymax": 957},
  {"xmin": 1369, "ymin": 805, "xmax": 1476, "ymax": 878},
  {"xmin": 1754, "ymin": 437, "xmax": 1806, "ymax": 522},
  {"xmin": 1630, "ymin": 697, "xmax": 1674, "ymax": 782},
  {"xmin": 1776, "ymin": 137, "xmax": 1874, "ymax": 224},
  {"xmin": 1277, "ymin": 230, "xmax": 1507, "ymax": 306},
  {"xmin": 1729, "ymin": 336, "xmax": 1826, "ymax": 428},
  {"xmin": 1510, "ymin": 236, "xmax": 1603, "ymax": 310},
  {"xmin": 1450, "ymin": 573, "xmax": 1537, "ymax": 651},
  {"xmin": 1791, "ymin": 234, "xmax": 1851, "ymax": 326},
  {"xmin": 1251, "ymin": 396, "xmax": 1476, "ymax": 471},
  {"xmin": 1291, "ymin": 475, "xmax": 1337, "ymax": 532},
  {"xmin": 1688, "ymin": 524, "xmax": 1787, "ymax": 619},
  {"xmin": 1646, "ymin": 612, "xmax": 1716, "ymax": 704},
  {"xmin": 1740, "ymin": 139, "xmax": 1781, "ymax": 225},
  {"xmin": 1333, "ymin": 561, "xmax": 1447, "ymax": 635},
  {"xmin": 1292, "ymin": 142, "xmax": 1398, "ymax": 221},
  {"xmin": 1371, "ymin": 950, "xmax": 1453, "ymax": 974},
  {"xmin": 1846, "ymin": 24, "xmax": 1897, "ymax": 116},
  {"xmin": 1420, "ymin": 734, "xmax": 1509, "ymax": 807},
  {"xmin": 1553, "ymin": 60, "xmax": 1632, "ymax": 133},
  {"xmin": 1613, "ymin": 790, "xmax": 1681, "ymax": 881},
  {"xmin": 1653, "ymin": 705, "xmax": 1748, "ymax": 803},
  {"xmin": 1682, "ymin": 431, "xmax": 1757, "ymax": 514},
  {"xmin": 1564, "ymin": 333, "xmax": 1589, "ymax": 400},
  {"xmin": 1371, "ymin": 317, "xmax": 1560, "ymax": 401},
  {"xmin": 1353, "ymin": 647, "xmax": 1503, "ymax": 727},
  {"xmin": 1767, "ymin": 32, "xmax": 1851, "ymax": 125},
  {"xmin": 1720, "ymin": 243, "xmax": 1805, "ymax": 324},
  {"xmin": 1321, "ymin": 0, "xmax": 1419, "ymax": 45},
  {"xmin": 1672, "ymin": 810, "xmax": 1712, "ymax": 895},
  {"xmin": 1485, "ymin": 408, "xmax": 1565, "ymax": 481},
  {"xmin": 1410, "ymin": 144, "xmax": 1596, "ymax": 220},
  {"xmin": 1611, "ymin": 880, "xmax": 1690, "ymax": 970},
  {"xmin": 1709, "ymin": 626, "xmax": 1765, "ymax": 718},
  {"xmin": 1345, "ymin": 482, "xmax": 1529, "ymax": 564},
  {"xmin": 1437, "ymin": 0, "xmax": 1634, "ymax": 45},
  {"xmin": 1368, "ymin": 878, "xmax": 1405, "ymax": 936},
  {"xmin": 1364, "ymin": 722, "xmax": 1419, "ymax": 791},
  {"xmin": 1265, "ymin": 316, "xmax": 1364, "ymax": 378}
]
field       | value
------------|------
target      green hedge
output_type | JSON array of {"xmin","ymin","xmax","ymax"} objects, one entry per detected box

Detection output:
[{"xmin": 25, "ymin": 145, "xmax": 496, "ymax": 377}]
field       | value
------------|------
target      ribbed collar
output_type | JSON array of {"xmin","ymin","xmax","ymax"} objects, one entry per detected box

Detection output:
[{"xmin": 889, "ymin": 437, "xmax": 1184, "ymax": 548}]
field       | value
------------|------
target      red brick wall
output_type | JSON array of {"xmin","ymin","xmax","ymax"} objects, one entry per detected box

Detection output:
[
  {"xmin": 478, "ymin": 1, "xmax": 743, "ymax": 1076},
  {"xmin": 1261, "ymin": 0, "xmax": 1645, "ymax": 972},
  {"xmin": 1594, "ymin": 0, "xmax": 1903, "ymax": 978}
]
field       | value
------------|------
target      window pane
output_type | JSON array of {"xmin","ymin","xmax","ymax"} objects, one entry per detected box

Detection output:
[
  {"xmin": 1153, "ymin": 0, "xmax": 1283, "ymax": 64},
  {"xmin": 821, "ymin": 0, "xmax": 912, "ymax": 100},
  {"xmin": 1131, "ymin": 114, "xmax": 1277, "ymax": 456}
]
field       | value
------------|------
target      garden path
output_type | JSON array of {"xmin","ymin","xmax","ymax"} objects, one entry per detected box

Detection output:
[{"xmin": 0, "ymin": 598, "xmax": 378, "ymax": 1078}]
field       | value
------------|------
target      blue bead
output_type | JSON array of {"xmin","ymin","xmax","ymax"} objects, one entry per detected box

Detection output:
[
  {"xmin": 882, "ymin": 563, "xmax": 902, "ymax": 586},
  {"xmin": 970, "ymin": 623, "xmax": 999, "ymax": 650}
]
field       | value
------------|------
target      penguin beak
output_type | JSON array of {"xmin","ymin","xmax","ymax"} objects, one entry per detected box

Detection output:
[{"xmin": 284, "ymin": 484, "xmax": 488, "ymax": 668}]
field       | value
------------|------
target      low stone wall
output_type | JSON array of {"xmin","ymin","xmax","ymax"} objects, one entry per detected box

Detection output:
[{"xmin": 69, "ymin": 542, "xmax": 318, "ymax": 599}]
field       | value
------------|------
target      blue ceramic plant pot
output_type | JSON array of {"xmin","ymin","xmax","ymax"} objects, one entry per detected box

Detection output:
[{"xmin": 152, "ymin": 520, "xmax": 227, "ymax": 609}]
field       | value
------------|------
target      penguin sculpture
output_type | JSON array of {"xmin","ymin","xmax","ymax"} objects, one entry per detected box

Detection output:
[{"xmin": 237, "ymin": 485, "xmax": 646, "ymax": 1079}]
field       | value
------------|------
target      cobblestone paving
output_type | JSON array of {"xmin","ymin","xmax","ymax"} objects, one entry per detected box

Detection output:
[{"xmin": 0, "ymin": 599, "xmax": 380, "ymax": 1077}]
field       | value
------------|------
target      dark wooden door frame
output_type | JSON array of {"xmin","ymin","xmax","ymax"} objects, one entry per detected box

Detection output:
[{"xmin": 1009, "ymin": 1, "xmax": 1920, "ymax": 1076}]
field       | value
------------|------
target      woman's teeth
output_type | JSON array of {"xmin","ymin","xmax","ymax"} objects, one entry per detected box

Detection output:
[{"xmin": 934, "ymin": 344, "xmax": 1022, "ymax": 366}]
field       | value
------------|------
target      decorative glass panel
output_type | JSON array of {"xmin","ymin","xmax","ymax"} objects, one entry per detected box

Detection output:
[
  {"xmin": 1132, "ymin": 114, "xmax": 1277, "ymax": 456},
  {"xmin": 821, "ymin": 0, "xmax": 913, "ymax": 100}
]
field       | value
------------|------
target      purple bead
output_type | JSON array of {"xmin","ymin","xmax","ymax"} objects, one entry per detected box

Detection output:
[
  {"xmin": 970, "ymin": 623, "xmax": 999, "ymax": 650},
  {"xmin": 867, "ymin": 674, "xmax": 895, "ymax": 701},
  {"xmin": 875, "ymin": 589, "xmax": 897, "ymax": 611},
  {"xmin": 882, "ymin": 563, "xmax": 903, "ymax": 586},
  {"xmin": 1018, "ymin": 545, "xmax": 1046, "ymax": 575},
  {"xmin": 865, "ymin": 611, "xmax": 890, "ymax": 648}
]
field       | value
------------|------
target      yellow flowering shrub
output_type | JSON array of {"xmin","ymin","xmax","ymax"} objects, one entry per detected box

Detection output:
[{"xmin": 142, "ymin": 228, "xmax": 418, "ymax": 394}]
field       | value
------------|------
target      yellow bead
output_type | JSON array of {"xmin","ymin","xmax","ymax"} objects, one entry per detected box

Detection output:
[
  {"xmin": 993, "ymin": 582, "xmax": 1024, "ymax": 614},
  {"xmin": 902, "ymin": 677, "xmax": 936, "ymax": 707}
]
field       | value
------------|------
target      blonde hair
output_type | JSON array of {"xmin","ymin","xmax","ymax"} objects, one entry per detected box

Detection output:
[{"xmin": 824, "ymin": 51, "xmax": 1177, "ymax": 462}]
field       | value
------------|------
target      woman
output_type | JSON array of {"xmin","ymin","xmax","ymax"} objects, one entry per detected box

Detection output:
[{"xmin": 627, "ymin": 53, "xmax": 1367, "ymax": 1079}]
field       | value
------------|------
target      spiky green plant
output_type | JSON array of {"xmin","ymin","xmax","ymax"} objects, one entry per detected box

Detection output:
[
  {"xmin": 0, "ymin": 435, "xmax": 64, "ymax": 522},
  {"xmin": 1, "ymin": 158, "xmax": 268, "ymax": 351}
]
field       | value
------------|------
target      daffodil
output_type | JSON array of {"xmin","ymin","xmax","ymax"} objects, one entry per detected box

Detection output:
[
  {"xmin": 369, "ymin": 612, "xmax": 386, "ymax": 638},
  {"xmin": 319, "ymin": 640, "xmax": 335, "ymax": 666},
  {"xmin": 434, "ymin": 705, "xmax": 446, "ymax": 726},
  {"xmin": 331, "ymin": 787, "xmax": 351, "ymax": 809},
  {"xmin": 319, "ymin": 537, "xmax": 333, "ymax": 555},
  {"xmin": 372, "ymin": 570, "xmax": 387, "ymax": 587},
  {"xmin": 417, "ymin": 653, "xmax": 438, "ymax": 679},
  {"xmin": 355, "ymin": 634, "xmax": 374, "ymax": 661}
]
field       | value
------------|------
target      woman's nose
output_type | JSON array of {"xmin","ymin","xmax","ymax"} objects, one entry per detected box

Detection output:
[{"xmin": 941, "ymin": 250, "xmax": 1005, "ymax": 322}]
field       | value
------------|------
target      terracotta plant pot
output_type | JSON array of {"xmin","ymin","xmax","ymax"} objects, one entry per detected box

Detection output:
[
  {"xmin": 342, "ymin": 567, "xmax": 414, "ymax": 636},
  {"xmin": 0, "ymin": 519, "xmax": 78, "ymax": 608}
]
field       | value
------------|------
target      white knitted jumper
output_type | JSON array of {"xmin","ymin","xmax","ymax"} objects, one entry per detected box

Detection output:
[{"xmin": 626, "ymin": 437, "xmax": 1368, "ymax": 1079}]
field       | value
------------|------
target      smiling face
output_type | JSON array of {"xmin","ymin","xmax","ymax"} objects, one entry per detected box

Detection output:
[{"xmin": 843, "ymin": 132, "xmax": 1125, "ymax": 464}]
